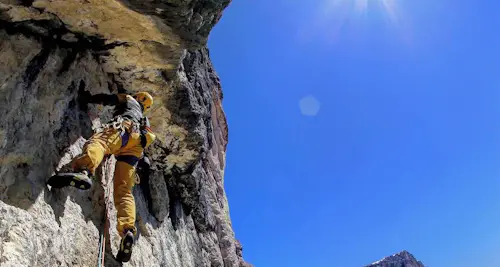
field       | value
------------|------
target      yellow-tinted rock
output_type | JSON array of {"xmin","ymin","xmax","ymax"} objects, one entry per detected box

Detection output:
[{"xmin": 0, "ymin": 0, "xmax": 252, "ymax": 266}]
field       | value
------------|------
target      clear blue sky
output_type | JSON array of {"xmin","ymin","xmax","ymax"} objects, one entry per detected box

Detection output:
[{"xmin": 207, "ymin": 1, "xmax": 500, "ymax": 266}]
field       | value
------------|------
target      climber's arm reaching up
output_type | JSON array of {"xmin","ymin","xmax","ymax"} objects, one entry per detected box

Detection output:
[
  {"xmin": 78, "ymin": 80, "xmax": 127, "ymax": 107},
  {"xmin": 80, "ymin": 91, "xmax": 128, "ymax": 106}
]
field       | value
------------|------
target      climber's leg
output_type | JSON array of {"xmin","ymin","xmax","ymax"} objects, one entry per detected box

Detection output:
[
  {"xmin": 113, "ymin": 125, "xmax": 143, "ymax": 235},
  {"xmin": 116, "ymin": 229, "xmax": 135, "ymax": 263},
  {"xmin": 46, "ymin": 171, "xmax": 94, "ymax": 190},
  {"xmin": 72, "ymin": 127, "xmax": 123, "ymax": 174},
  {"xmin": 113, "ymin": 159, "xmax": 139, "ymax": 235},
  {"xmin": 47, "ymin": 127, "xmax": 123, "ymax": 190},
  {"xmin": 113, "ymin": 158, "xmax": 139, "ymax": 262}
]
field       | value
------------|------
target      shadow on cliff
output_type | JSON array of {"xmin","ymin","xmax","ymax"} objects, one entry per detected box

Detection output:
[
  {"xmin": 99, "ymin": 180, "xmax": 164, "ymax": 267},
  {"xmin": 44, "ymin": 181, "xmax": 106, "ymax": 229},
  {"xmin": 114, "ymin": 0, "xmax": 230, "ymax": 49},
  {"xmin": 1, "ymin": 80, "xmax": 105, "ymax": 231},
  {"xmin": 43, "ymin": 80, "xmax": 106, "ymax": 228}
]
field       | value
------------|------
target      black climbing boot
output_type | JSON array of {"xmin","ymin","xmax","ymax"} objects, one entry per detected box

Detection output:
[
  {"xmin": 47, "ymin": 170, "xmax": 92, "ymax": 190},
  {"xmin": 116, "ymin": 229, "xmax": 135, "ymax": 263}
]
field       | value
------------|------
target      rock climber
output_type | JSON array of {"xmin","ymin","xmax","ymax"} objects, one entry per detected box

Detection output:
[{"xmin": 47, "ymin": 82, "xmax": 156, "ymax": 263}]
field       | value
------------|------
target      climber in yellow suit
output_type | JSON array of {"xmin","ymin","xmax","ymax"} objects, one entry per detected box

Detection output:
[{"xmin": 47, "ymin": 88, "xmax": 156, "ymax": 263}]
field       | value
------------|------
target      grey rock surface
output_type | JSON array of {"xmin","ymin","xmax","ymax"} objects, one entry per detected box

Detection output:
[
  {"xmin": 365, "ymin": 251, "xmax": 425, "ymax": 267},
  {"xmin": 0, "ymin": 0, "xmax": 251, "ymax": 266},
  {"xmin": 117, "ymin": 0, "xmax": 232, "ymax": 48}
]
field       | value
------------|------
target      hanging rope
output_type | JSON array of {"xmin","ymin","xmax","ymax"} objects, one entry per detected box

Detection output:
[
  {"xmin": 97, "ymin": 156, "xmax": 112, "ymax": 267},
  {"xmin": 97, "ymin": 209, "xmax": 108, "ymax": 267},
  {"xmin": 86, "ymin": 99, "xmax": 111, "ymax": 267}
]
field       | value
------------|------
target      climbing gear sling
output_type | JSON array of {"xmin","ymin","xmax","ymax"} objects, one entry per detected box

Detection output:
[{"xmin": 92, "ymin": 115, "xmax": 125, "ymax": 134}]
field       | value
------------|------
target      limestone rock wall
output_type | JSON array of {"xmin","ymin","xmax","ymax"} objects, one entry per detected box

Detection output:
[{"xmin": 0, "ymin": 0, "xmax": 250, "ymax": 266}]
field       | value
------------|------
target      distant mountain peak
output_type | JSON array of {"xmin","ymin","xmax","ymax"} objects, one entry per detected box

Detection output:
[{"xmin": 365, "ymin": 250, "xmax": 425, "ymax": 267}]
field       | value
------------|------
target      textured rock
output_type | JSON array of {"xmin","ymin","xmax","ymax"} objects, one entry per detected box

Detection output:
[
  {"xmin": 117, "ymin": 0, "xmax": 231, "ymax": 48},
  {"xmin": 366, "ymin": 251, "xmax": 425, "ymax": 267},
  {"xmin": 0, "ymin": 0, "xmax": 251, "ymax": 266}
]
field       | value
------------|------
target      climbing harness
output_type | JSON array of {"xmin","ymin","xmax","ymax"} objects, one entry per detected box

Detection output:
[{"xmin": 91, "ymin": 115, "xmax": 136, "ymax": 149}]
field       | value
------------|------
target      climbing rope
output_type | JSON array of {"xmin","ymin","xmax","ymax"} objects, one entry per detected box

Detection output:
[
  {"xmin": 97, "ymin": 222, "xmax": 105, "ymax": 266},
  {"xmin": 86, "ymin": 104, "xmax": 113, "ymax": 266},
  {"xmin": 97, "ymin": 209, "xmax": 108, "ymax": 267},
  {"xmin": 97, "ymin": 156, "xmax": 112, "ymax": 267}
]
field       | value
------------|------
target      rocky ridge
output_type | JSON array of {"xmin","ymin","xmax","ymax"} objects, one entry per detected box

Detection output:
[
  {"xmin": 365, "ymin": 251, "xmax": 425, "ymax": 267},
  {"xmin": 0, "ymin": 0, "xmax": 250, "ymax": 266}
]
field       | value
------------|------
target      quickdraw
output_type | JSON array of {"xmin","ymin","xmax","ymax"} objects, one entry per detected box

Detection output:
[{"xmin": 93, "ymin": 116, "xmax": 125, "ymax": 133}]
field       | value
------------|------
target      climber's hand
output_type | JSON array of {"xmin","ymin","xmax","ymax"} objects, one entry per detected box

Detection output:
[
  {"xmin": 140, "ymin": 156, "xmax": 151, "ymax": 170},
  {"xmin": 140, "ymin": 116, "xmax": 151, "ymax": 128},
  {"xmin": 77, "ymin": 81, "xmax": 91, "ymax": 111},
  {"xmin": 136, "ymin": 155, "xmax": 151, "ymax": 179},
  {"xmin": 79, "ymin": 91, "xmax": 91, "ymax": 103}
]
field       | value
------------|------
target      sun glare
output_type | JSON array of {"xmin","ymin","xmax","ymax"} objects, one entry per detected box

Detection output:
[
  {"xmin": 297, "ymin": 0, "xmax": 408, "ymax": 44},
  {"xmin": 354, "ymin": 0, "xmax": 369, "ymax": 13},
  {"xmin": 350, "ymin": 0, "xmax": 399, "ymax": 22}
]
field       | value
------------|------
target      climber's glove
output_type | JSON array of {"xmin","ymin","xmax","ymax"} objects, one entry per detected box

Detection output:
[
  {"xmin": 140, "ymin": 129, "xmax": 147, "ymax": 148},
  {"xmin": 77, "ymin": 81, "xmax": 91, "ymax": 111},
  {"xmin": 141, "ymin": 116, "xmax": 151, "ymax": 128},
  {"xmin": 88, "ymin": 94, "xmax": 119, "ymax": 105},
  {"xmin": 140, "ymin": 155, "xmax": 151, "ymax": 171},
  {"xmin": 137, "ymin": 155, "xmax": 151, "ymax": 177}
]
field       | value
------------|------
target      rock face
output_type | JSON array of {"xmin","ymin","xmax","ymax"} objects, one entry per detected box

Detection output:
[
  {"xmin": 365, "ymin": 251, "xmax": 425, "ymax": 267},
  {"xmin": 0, "ymin": 0, "xmax": 251, "ymax": 266}
]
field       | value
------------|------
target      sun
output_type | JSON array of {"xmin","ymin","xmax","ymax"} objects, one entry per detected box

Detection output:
[
  {"xmin": 353, "ymin": 0, "xmax": 399, "ymax": 23},
  {"xmin": 297, "ymin": 0, "xmax": 407, "ymax": 44},
  {"xmin": 316, "ymin": 0, "xmax": 401, "ymax": 23}
]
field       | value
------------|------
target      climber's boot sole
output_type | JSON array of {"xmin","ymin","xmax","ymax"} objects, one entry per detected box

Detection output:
[
  {"xmin": 116, "ymin": 231, "xmax": 134, "ymax": 263},
  {"xmin": 47, "ymin": 173, "xmax": 92, "ymax": 190}
]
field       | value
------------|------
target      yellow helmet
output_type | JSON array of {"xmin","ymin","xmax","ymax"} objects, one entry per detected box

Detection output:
[{"xmin": 133, "ymin": 92, "xmax": 153, "ymax": 112}]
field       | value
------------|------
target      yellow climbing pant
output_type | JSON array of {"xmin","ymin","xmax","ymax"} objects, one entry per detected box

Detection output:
[{"xmin": 71, "ymin": 120, "xmax": 143, "ymax": 236}]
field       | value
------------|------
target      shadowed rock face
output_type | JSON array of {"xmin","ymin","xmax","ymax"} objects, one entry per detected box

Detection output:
[
  {"xmin": 365, "ymin": 251, "xmax": 425, "ymax": 267},
  {"xmin": 0, "ymin": 0, "xmax": 251, "ymax": 266},
  {"xmin": 117, "ymin": 0, "xmax": 231, "ymax": 47}
]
